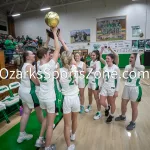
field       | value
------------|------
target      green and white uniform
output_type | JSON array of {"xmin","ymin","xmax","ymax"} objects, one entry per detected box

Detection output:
[
  {"xmin": 100, "ymin": 64, "xmax": 120, "ymax": 97},
  {"xmin": 88, "ymin": 60, "xmax": 101, "ymax": 90},
  {"xmin": 19, "ymin": 63, "xmax": 39, "ymax": 109},
  {"xmin": 59, "ymin": 65, "xmax": 80, "ymax": 114},
  {"xmin": 122, "ymin": 54, "xmax": 145, "ymax": 102},
  {"xmin": 37, "ymin": 59, "xmax": 56, "ymax": 113},
  {"xmin": 77, "ymin": 61, "xmax": 85, "ymax": 88}
]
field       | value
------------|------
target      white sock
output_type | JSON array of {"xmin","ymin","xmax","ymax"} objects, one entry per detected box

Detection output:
[
  {"xmin": 68, "ymin": 145, "xmax": 72, "ymax": 149},
  {"xmin": 45, "ymin": 147, "xmax": 49, "ymax": 150},
  {"xmin": 110, "ymin": 113, "xmax": 114, "ymax": 117},
  {"xmin": 20, "ymin": 132, "xmax": 25, "ymax": 136},
  {"xmin": 105, "ymin": 105, "xmax": 109, "ymax": 110},
  {"xmin": 39, "ymin": 136, "xmax": 43, "ymax": 140}
]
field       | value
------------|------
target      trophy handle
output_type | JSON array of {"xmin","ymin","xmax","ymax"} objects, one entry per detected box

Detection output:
[{"xmin": 46, "ymin": 28, "xmax": 60, "ymax": 39}]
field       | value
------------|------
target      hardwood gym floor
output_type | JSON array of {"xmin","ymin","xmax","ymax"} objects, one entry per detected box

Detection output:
[{"xmin": 0, "ymin": 73, "xmax": 150, "ymax": 150}]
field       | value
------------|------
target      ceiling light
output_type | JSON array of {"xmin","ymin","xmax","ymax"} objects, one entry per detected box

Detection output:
[
  {"xmin": 40, "ymin": 7, "xmax": 51, "ymax": 11},
  {"xmin": 12, "ymin": 14, "xmax": 21, "ymax": 17}
]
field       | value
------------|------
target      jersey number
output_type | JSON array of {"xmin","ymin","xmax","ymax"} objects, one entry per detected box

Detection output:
[
  {"xmin": 38, "ymin": 74, "xmax": 47, "ymax": 82},
  {"xmin": 105, "ymin": 72, "xmax": 111, "ymax": 82},
  {"xmin": 69, "ymin": 76, "xmax": 74, "ymax": 85},
  {"xmin": 127, "ymin": 76, "xmax": 132, "ymax": 83}
]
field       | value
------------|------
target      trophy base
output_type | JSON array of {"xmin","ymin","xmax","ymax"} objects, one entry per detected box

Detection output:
[{"xmin": 46, "ymin": 28, "xmax": 60, "ymax": 39}]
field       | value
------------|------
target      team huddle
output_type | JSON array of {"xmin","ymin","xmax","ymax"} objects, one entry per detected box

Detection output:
[{"xmin": 17, "ymin": 27, "xmax": 145, "ymax": 150}]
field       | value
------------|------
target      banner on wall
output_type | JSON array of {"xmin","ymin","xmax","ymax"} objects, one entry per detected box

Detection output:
[
  {"xmin": 145, "ymin": 39, "xmax": 150, "ymax": 51},
  {"xmin": 90, "ymin": 40, "xmax": 132, "ymax": 54},
  {"xmin": 70, "ymin": 29, "xmax": 90, "ymax": 43},
  {"xmin": 132, "ymin": 40, "xmax": 139, "ymax": 52},
  {"xmin": 67, "ymin": 43, "xmax": 90, "ymax": 52},
  {"xmin": 67, "ymin": 40, "xmax": 150, "ymax": 54},
  {"xmin": 138, "ymin": 40, "xmax": 145, "ymax": 50},
  {"xmin": 132, "ymin": 26, "xmax": 141, "ymax": 37},
  {"xmin": 96, "ymin": 16, "xmax": 126, "ymax": 41}
]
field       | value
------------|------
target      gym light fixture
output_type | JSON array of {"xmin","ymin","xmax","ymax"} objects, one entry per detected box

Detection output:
[
  {"xmin": 12, "ymin": 14, "xmax": 21, "ymax": 17},
  {"xmin": 40, "ymin": 7, "xmax": 51, "ymax": 11}
]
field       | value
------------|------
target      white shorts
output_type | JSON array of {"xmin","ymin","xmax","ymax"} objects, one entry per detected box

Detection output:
[
  {"xmin": 122, "ymin": 85, "xmax": 142, "ymax": 102},
  {"xmin": 88, "ymin": 79, "xmax": 99, "ymax": 90},
  {"xmin": 19, "ymin": 88, "xmax": 39, "ymax": 109},
  {"xmin": 100, "ymin": 86, "xmax": 115, "ymax": 97},
  {"xmin": 40, "ymin": 101, "xmax": 56, "ymax": 113},
  {"xmin": 63, "ymin": 94, "xmax": 80, "ymax": 114},
  {"xmin": 78, "ymin": 77, "xmax": 85, "ymax": 89}
]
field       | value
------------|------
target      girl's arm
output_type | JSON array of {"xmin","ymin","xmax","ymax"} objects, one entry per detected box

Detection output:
[
  {"xmin": 52, "ymin": 27, "xmax": 60, "ymax": 63},
  {"xmin": 99, "ymin": 47, "xmax": 106, "ymax": 66},
  {"xmin": 108, "ymin": 47, "xmax": 119, "ymax": 65},
  {"xmin": 26, "ymin": 65, "xmax": 40, "ymax": 86},
  {"xmin": 134, "ymin": 53, "xmax": 145, "ymax": 71},
  {"xmin": 44, "ymin": 32, "xmax": 50, "ymax": 48},
  {"xmin": 58, "ymin": 32, "xmax": 69, "ymax": 51},
  {"xmin": 115, "ymin": 67, "xmax": 120, "ymax": 92}
]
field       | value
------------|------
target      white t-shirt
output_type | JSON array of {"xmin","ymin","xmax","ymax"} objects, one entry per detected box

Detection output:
[
  {"xmin": 59, "ymin": 65, "xmax": 79, "ymax": 96},
  {"xmin": 37, "ymin": 59, "xmax": 56, "ymax": 102}
]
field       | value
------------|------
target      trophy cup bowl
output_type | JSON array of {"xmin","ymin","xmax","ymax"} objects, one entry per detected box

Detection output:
[
  {"xmin": 45, "ymin": 11, "xmax": 60, "ymax": 39},
  {"xmin": 45, "ymin": 11, "xmax": 60, "ymax": 28}
]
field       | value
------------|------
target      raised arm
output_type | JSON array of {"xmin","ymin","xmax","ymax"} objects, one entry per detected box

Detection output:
[
  {"xmin": 99, "ymin": 47, "xmax": 106, "ymax": 66},
  {"xmin": 58, "ymin": 32, "xmax": 69, "ymax": 51},
  {"xmin": 134, "ymin": 53, "xmax": 145, "ymax": 71},
  {"xmin": 71, "ymin": 54, "xmax": 77, "ymax": 66},
  {"xmin": 43, "ymin": 31, "xmax": 50, "ymax": 48},
  {"xmin": 52, "ymin": 27, "xmax": 60, "ymax": 63},
  {"xmin": 108, "ymin": 47, "xmax": 119, "ymax": 65}
]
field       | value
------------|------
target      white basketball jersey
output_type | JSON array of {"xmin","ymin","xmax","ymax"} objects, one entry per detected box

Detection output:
[
  {"xmin": 88, "ymin": 60, "xmax": 101, "ymax": 81},
  {"xmin": 20, "ymin": 63, "xmax": 31, "ymax": 89},
  {"xmin": 37, "ymin": 59, "xmax": 56, "ymax": 102},
  {"xmin": 59, "ymin": 65, "xmax": 79, "ymax": 96},
  {"xmin": 103, "ymin": 64, "xmax": 119, "ymax": 88},
  {"xmin": 125, "ymin": 65, "xmax": 141, "ymax": 87},
  {"xmin": 125, "ymin": 54, "xmax": 145, "ymax": 87}
]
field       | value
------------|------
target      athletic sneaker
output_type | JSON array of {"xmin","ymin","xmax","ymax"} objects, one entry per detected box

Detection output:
[
  {"xmin": 79, "ymin": 106, "xmax": 85, "ymax": 114},
  {"xmin": 70, "ymin": 133, "xmax": 76, "ymax": 141},
  {"xmin": 67, "ymin": 144, "xmax": 75, "ymax": 150},
  {"xmin": 35, "ymin": 138, "xmax": 45, "ymax": 147},
  {"xmin": 115, "ymin": 115, "xmax": 126, "ymax": 121},
  {"xmin": 126, "ymin": 121, "xmax": 136, "ymax": 131},
  {"xmin": 85, "ymin": 105, "xmax": 92, "ymax": 113},
  {"xmin": 106, "ymin": 115, "xmax": 114, "ymax": 124},
  {"xmin": 45, "ymin": 144, "xmax": 56, "ymax": 150},
  {"xmin": 93, "ymin": 112, "xmax": 101, "ymax": 120},
  {"xmin": 17, "ymin": 132, "xmax": 33, "ymax": 143},
  {"xmin": 105, "ymin": 106, "xmax": 110, "ymax": 117}
]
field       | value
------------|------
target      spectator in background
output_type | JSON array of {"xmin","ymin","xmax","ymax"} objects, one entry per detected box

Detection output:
[
  {"xmin": 13, "ymin": 44, "xmax": 24, "ymax": 66},
  {"xmin": 86, "ymin": 52, "xmax": 92, "ymax": 67},
  {"xmin": 4, "ymin": 35, "xmax": 17, "ymax": 64}
]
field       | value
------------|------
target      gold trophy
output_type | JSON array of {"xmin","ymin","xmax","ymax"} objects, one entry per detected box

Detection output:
[{"xmin": 45, "ymin": 11, "xmax": 60, "ymax": 39}]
